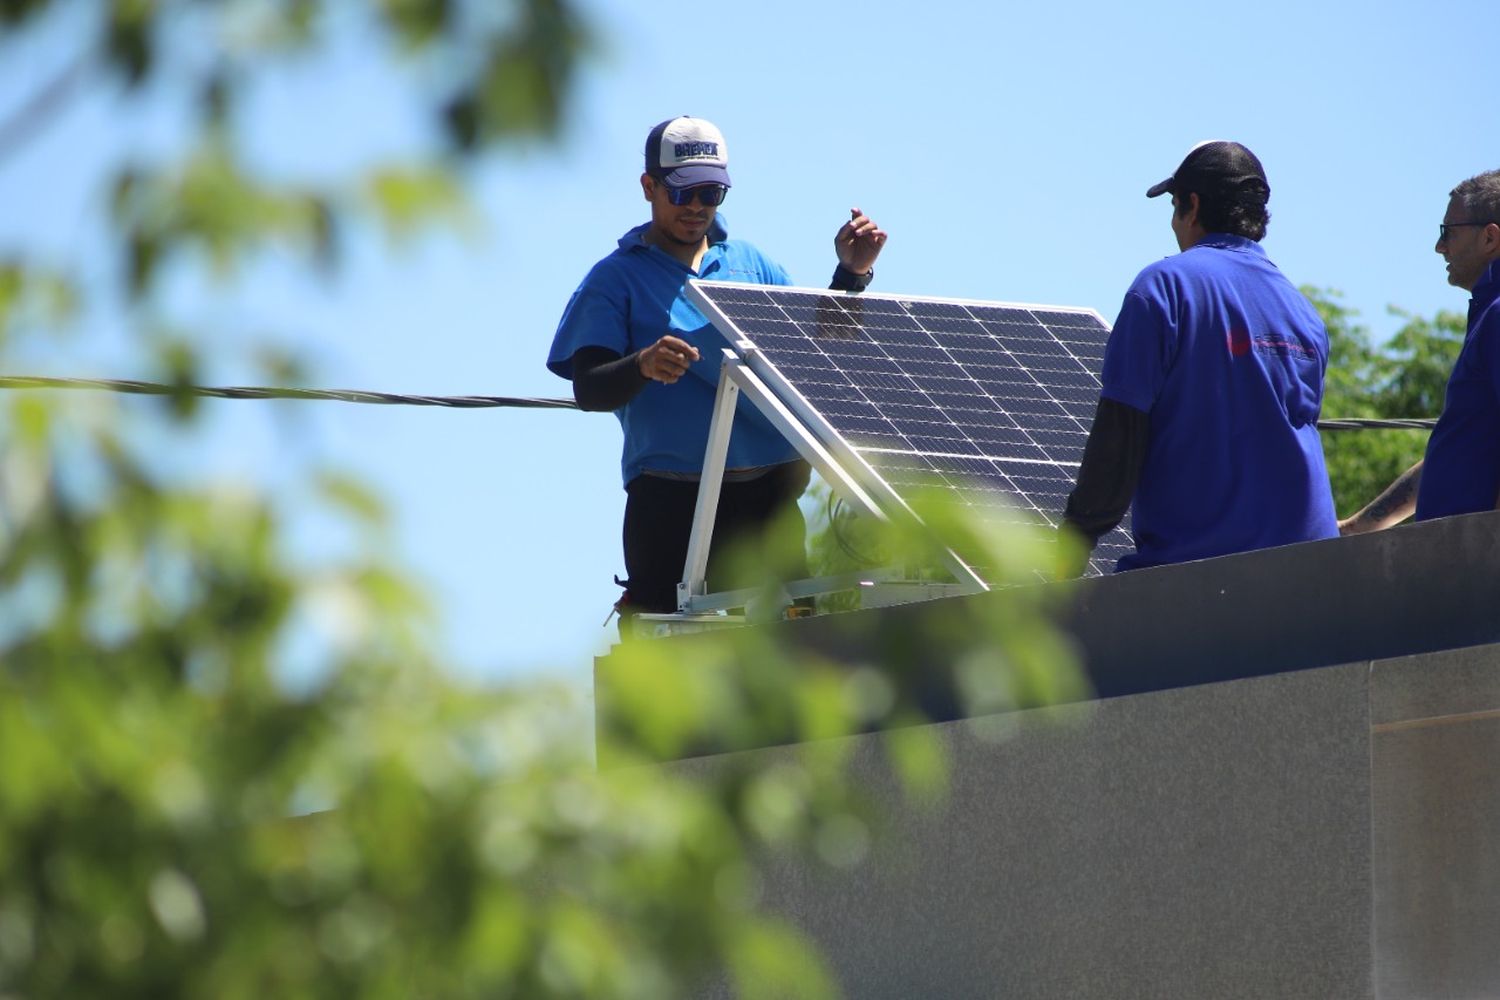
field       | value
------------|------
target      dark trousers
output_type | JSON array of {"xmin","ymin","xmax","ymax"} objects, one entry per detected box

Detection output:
[{"xmin": 620, "ymin": 460, "xmax": 812, "ymax": 613}]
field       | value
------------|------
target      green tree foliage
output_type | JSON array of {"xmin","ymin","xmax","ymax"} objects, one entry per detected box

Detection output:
[
  {"xmin": 0, "ymin": 3, "xmax": 1089, "ymax": 996},
  {"xmin": 1306, "ymin": 288, "xmax": 1465, "ymax": 515}
]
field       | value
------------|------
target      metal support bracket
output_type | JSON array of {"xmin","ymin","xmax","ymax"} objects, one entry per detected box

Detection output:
[{"xmin": 677, "ymin": 349, "xmax": 984, "ymax": 613}]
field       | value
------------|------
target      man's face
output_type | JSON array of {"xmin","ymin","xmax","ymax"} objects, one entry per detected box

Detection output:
[
  {"xmin": 642, "ymin": 175, "xmax": 720, "ymax": 247},
  {"xmin": 1436, "ymin": 194, "xmax": 1498, "ymax": 292}
]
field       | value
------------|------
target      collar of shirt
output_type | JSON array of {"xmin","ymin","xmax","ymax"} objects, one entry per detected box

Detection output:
[
  {"xmin": 616, "ymin": 214, "xmax": 730, "ymax": 252},
  {"xmin": 1191, "ymin": 233, "xmax": 1267, "ymax": 258}
]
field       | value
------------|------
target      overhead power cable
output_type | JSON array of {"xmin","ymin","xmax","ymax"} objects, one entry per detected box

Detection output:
[
  {"xmin": 0, "ymin": 376, "xmax": 577, "ymax": 409},
  {"xmin": 1316, "ymin": 417, "xmax": 1436, "ymax": 431},
  {"xmin": 0, "ymin": 376, "xmax": 1439, "ymax": 430}
]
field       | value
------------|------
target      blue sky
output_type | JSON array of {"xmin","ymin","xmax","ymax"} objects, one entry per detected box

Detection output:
[{"xmin": 1, "ymin": 0, "xmax": 1493, "ymax": 690}]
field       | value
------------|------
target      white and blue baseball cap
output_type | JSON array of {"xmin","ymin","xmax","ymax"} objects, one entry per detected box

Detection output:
[{"xmin": 644, "ymin": 116, "xmax": 731, "ymax": 189}]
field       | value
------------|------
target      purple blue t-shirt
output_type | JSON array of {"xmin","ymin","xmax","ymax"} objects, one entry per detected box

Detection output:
[
  {"xmin": 547, "ymin": 216, "xmax": 798, "ymax": 485},
  {"xmin": 1102, "ymin": 234, "xmax": 1338, "ymax": 570},
  {"xmin": 1416, "ymin": 259, "xmax": 1500, "ymax": 520}
]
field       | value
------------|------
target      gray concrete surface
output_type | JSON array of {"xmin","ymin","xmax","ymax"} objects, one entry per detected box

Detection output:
[{"xmin": 679, "ymin": 645, "xmax": 1500, "ymax": 999}]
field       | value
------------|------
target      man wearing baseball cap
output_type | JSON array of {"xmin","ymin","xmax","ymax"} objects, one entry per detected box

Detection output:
[
  {"xmin": 1338, "ymin": 169, "xmax": 1500, "ymax": 534},
  {"xmin": 547, "ymin": 115, "xmax": 887, "ymax": 624},
  {"xmin": 1061, "ymin": 140, "xmax": 1338, "ymax": 572}
]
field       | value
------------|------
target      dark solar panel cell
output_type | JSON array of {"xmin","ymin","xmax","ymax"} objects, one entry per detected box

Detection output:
[
  {"xmin": 1024, "ymin": 411, "xmax": 1088, "ymax": 433},
  {"xmin": 923, "ymin": 391, "xmax": 1001, "ymax": 413},
  {"xmin": 966, "ymin": 363, "xmax": 1043, "ymax": 386},
  {"xmin": 834, "ymin": 416, "xmax": 900, "ymax": 440},
  {"xmin": 769, "ymin": 296, "xmax": 855, "ymax": 327},
  {"xmin": 904, "ymin": 432, "xmax": 976, "ymax": 454},
  {"xmin": 985, "ymin": 331, "xmax": 1054, "ymax": 349},
  {"xmin": 1031, "ymin": 310, "xmax": 1106, "ymax": 329},
  {"xmin": 958, "ymin": 407, "xmax": 1022, "ymax": 429},
  {"xmin": 842, "ymin": 296, "xmax": 916, "ymax": 316},
  {"xmin": 1042, "ymin": 369, "xmax": 1103, "ymax": 390},
  {"xmin": 883, "ymin": 342, "xmax": 952, "ymax": 364},
  {"xmin": 967, "ymin": 305, "xmax": 1044, "ymax": 326},
  {"xmin": 942, "ymin": 331, "xmax": 1008, "ymax": 348},
  {"xmin": 708, "ymin": 286, "xmax": 774, "ymax": 307},
  {"xmin": 862, "ymin": 375, "xmax": 923, "ymax": 396},
  {"xmin": 815, "ymin": 395, "xmax": 883, "ymax": 417},
  {"xmin": 1056, "ymin": 331, "xmax": 1107, "ymax": 346},
  {"xmin": 968, "ymin": 432, "xmax": 1050, "ymax": 459},
  {"xmin": 973, "ymin": 381, "xmax": 1058, "ymax": 403},
  {"xmin": 880, "ymin": 401, "xmax": 947, "ymax": 422},
  {"xmin": 898, "ymin": 363, "xmax": 972, "ymax": 387},
  {"xmin": 774, "ymin": 365, "xmax": 843, "ymax": 387},
  {"xmin": 1009, "ymin": 350, "xmax": 1092, "ymax": 373},
  {"xmin": 733, "ymin": 320, "xmax": 799, "ymax": 342},
  {"xmin": 748, "ymin": 331, "xmax": 821, "ymax": 352},
  {"xmin": 837, "ymin": 355, "xmax": 905, "ymax": 376},
  {"xmin": 797, "ymin": 382, "xmax": 869, "ymax": 405},
  {"xmin": 909, "ymin": 312, "xmax": 988, "ymax": 336},
  {"xmin": 946, "ymin": 348, "xmax": 1013, "ymax": 369},
  {"xmin": 862, "ymin": 315, "xmax": 928, "ymax": 338},
  {"xmin": 919, "ymin": 373, "xmax": 982, "ymax": 394},
  {"xmin": 928, "ymin": 463, "xmax": 998, "ymax": 489},
  {"xmin": 1052, "ymin": 385, "xmax": 1105, "ymax": 406},
  {"xmin": 808, "ymin": 336, "xmax": 887, "ymax": 358}
]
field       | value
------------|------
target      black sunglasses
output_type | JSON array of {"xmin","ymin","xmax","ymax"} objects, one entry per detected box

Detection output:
[
  {"xmin": 663, "ymin": 183, "xmax": 728, "ymax": 207},
  {"xmin": 1439, "ymin": 221, "xmax": 1494, "ymax": 240}
]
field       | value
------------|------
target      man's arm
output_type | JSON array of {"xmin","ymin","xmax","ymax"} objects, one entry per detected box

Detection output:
[
  {"xmin": 1338, "ymin": 460, "xmax": 1422, "ymax": 535},
  {"xmin": 1060, "ymin": 397, "xmax": 1150, "ymax": 574},
  {"xmin": 570, "ymin": 336, "xmax": 701, "ymax": 412}
]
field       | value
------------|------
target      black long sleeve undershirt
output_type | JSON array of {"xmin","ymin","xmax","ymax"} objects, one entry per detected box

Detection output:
[
  {"xmin": 1063, "ymin": 397, "xmax": 1150, "ymax": 548},
  {"xmin": 571, "ymin": 346, "xmax": 648, "ymax": 411},
  {"xmin": 568, "ymin": 265, "xmax": 874, "ymax": 411}
]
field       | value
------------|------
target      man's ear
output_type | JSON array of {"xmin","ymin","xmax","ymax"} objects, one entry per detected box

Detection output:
[
  {"xmin": 1182, "ymin": 192, "xmax": 1201, "ymax": 226},
  {"xmin": 1484, "ymin": 221, "xmax": 1500, "ymax": 260},
  {"xmin": 640, "ymin": 173, "xmax": 654, "ymax": 202}
]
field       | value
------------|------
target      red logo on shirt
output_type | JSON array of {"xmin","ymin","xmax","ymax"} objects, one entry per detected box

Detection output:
[
  {"xmin": 1227, "ymin": 328, "xmax": 1251, "ymax": 357},
  {"xmin": 1227, "ymin": 327, "xmax": 1318, "ymax": 361}
]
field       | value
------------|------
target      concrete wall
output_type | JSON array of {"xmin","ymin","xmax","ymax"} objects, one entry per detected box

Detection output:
[
  {"xmin": 1372, "ymin": 645, "xmax": 1500, "ymax": 1000},
  {"xmin": 679, "ymin": 645, "xmax": 1500, "ymax": 999}
]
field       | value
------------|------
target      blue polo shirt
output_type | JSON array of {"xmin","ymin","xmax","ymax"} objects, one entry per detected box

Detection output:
[
  {"xmin": 1102, "ymin": 234, "xmax": 1338, "ymax": 570},
  {"xmin": 547, "ymin": 216, "xmax": 799, "ymax": 485},
  {"xmin": 1416, "ymin": 259, "xmax": 1500, "ymax": 520}
]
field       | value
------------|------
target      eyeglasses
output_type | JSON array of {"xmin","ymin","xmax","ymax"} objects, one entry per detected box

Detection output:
[
  {"xmin": 1439, "ymin": 221, "xmax": 1494, "ymax": 240},
  {"xmin": 662, "ymin": 183, "xmax": 728, "ymax": 207}
]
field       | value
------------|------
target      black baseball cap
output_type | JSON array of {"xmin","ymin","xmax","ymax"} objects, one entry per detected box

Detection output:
[{"xmin": 1146, "ymin": 140, "xmax": 1269, "ymax": 200}]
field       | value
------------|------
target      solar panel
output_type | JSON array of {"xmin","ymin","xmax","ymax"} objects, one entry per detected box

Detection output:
[{"xmin": 686, "ymin": 281, "xmax": 1134, "ymax": 578}]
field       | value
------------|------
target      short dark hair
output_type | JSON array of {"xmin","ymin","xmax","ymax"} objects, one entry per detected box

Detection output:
[
  {"xmin": 1451, "ymin": 169, "xmax": 1500, "ymax": 224},
  {"xmin": 1177, "ymin": 184, "xmax": 1270, "ymax": 242}
]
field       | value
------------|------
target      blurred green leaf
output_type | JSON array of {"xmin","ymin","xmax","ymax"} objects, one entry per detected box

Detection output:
[
  {"xmin": 364, "ymin": 166, "xmax": 472, "ymax": 243},
  {"xmin": 315, "ymin": 471, "xmax": 390, "ymax": 529},
  {"xmin": 105, "ymin": 0, "xmax": 156, "ymax": 85}
]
